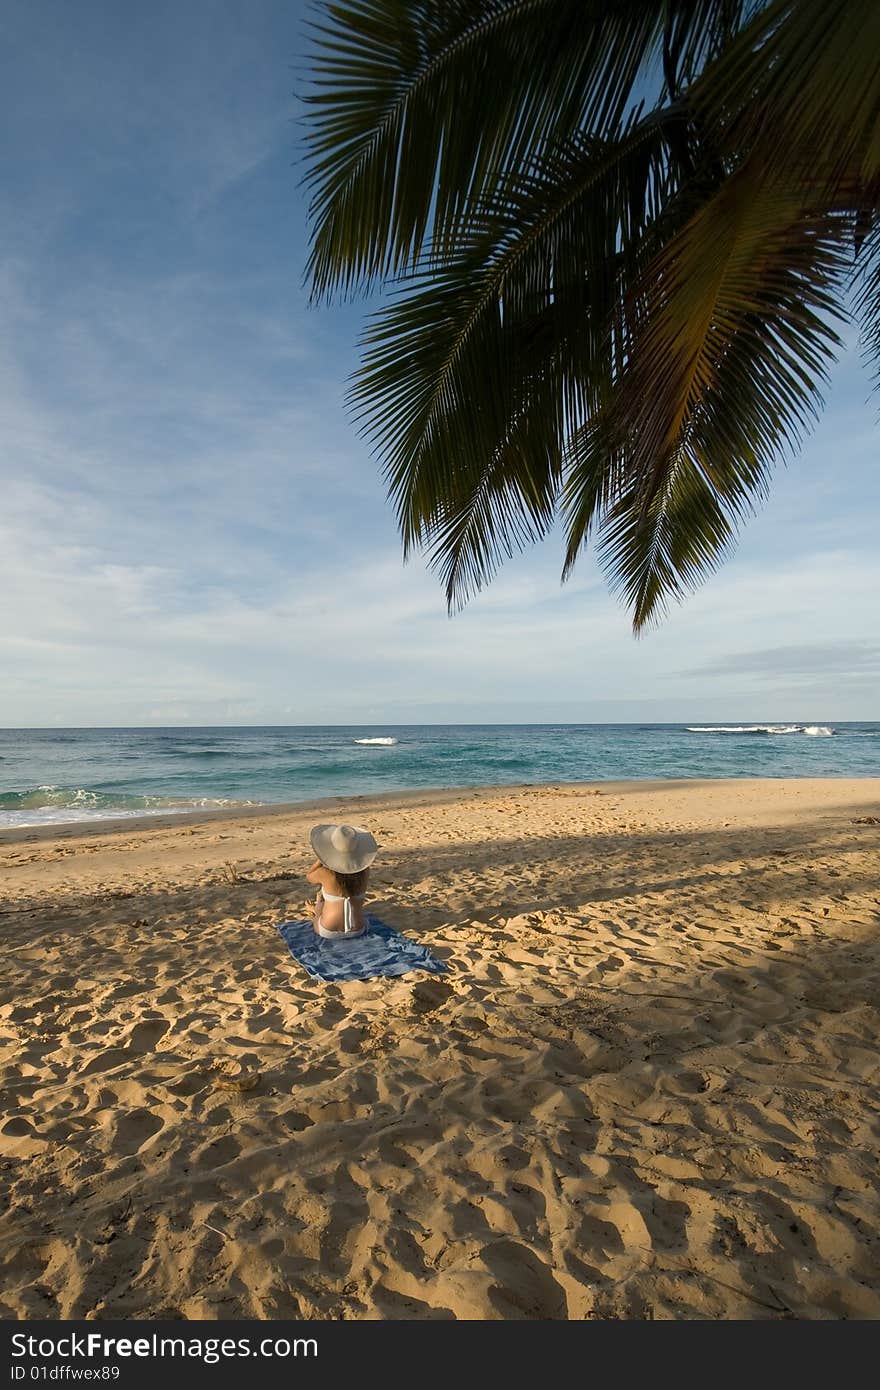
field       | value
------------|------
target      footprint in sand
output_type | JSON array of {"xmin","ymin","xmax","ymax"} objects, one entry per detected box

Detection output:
[
  {"xmin": 478, "ymin": 1239, "xmax": 569, "ymax": 1319},
  {"xmin": 128, "ymin": 1019, "xmax": 169, "ymax": 1052},
  {"xmin": 80, "ymin": 1048, "xmax": 130, "ymax": 1077},
  {"xmin": 114, "ymin": 1108, "xmax": 164, "ymax": 1154},
  {"xmin": 595, "ymin": 954, "xmax": 625, "ymax": 976},
  {"xmin": 411, "ymin": 979, "xmax": 454, "ymax": 1014},
  {"xmin": 195, "ymin": 1134, "xmax": 242, "ymax": 1168},
  {"xmin": 211, "ymin": 1058, "xmax": 261, "ymax": 1092}
]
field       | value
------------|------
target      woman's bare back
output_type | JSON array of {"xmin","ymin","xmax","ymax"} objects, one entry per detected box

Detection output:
[{"xmin": 306, "ymin": 861, "xmax": 368, "ymax": 934}]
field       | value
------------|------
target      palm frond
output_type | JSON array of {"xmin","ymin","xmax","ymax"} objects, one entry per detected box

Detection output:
[
  {"xmin": 593, "ymin": 165, "xmax": 851, "ymax": 628},
  {"xmin": 694, "ymin": 0, "xmax": 880, "ymax": 192},
  {"xmin": 851, "ymin": 210, "xmax": 880, "ymax": 393},
  {"xmin": 425, "ymin": 373, "xmax": 565, "ymax": 607},
  {"xmin": 304, "ymin": 0, "xmax": 672, "ymax": 297},
  {"xmin": 304, "ymin": 0, "xmax": 876, "ymax": 630},
  {"xmin": 559, "ymin": 403, "xmax": 624, "ymax": 582},
  {"xmin": 349, "ymin": 109, "xmax": 679, "ymax": 604},
  {"xmin": 597, "ymin": 451, "xmax": 737, "ymax": 629}
]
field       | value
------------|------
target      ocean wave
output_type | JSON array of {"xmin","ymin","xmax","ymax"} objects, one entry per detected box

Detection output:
[
  {"xmin": 354, "ymin": 737, "xmax": 398, "ymax": 746},
  {"xmin": 687, "ymin": 725, "xmax": 834, "ymax": 736},
  {"xmin": 0, "ymin": 785, "xmax": 260, "ymax": 828},
  {"xmin": 1, "ymin": 786, "xmax": 167, "ymax": 811}
]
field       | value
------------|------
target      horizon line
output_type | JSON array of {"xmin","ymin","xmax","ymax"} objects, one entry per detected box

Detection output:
[{"xmin": 0, "ymin": 719, "xmax": 864, "ymax": 732}]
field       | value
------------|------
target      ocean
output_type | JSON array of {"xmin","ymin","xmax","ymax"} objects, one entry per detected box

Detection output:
[{"xmin": 0, "ymin": 723, "xmax": 877, "ymax": 830}]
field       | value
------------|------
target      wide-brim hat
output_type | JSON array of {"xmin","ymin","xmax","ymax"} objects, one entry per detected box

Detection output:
[{"xmin": 310, "ymin": 822, "xmax": 378, "ymax": 874}]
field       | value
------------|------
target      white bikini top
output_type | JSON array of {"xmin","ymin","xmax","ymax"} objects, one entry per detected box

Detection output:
[{"xmin": 318, "ymin": 889, "xmax": 366, "ymax": 937}]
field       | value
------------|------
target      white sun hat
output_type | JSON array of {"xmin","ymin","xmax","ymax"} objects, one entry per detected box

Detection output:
[{"xmin": 310, "ymin": 822, "xmax": 378, "ymax": 874}]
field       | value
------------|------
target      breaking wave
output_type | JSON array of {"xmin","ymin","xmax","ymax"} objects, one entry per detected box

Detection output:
[
  {"xmin": 0, "ymin": 785, "xmax": 257, "ymax": 828},
  {"xmin": 354, "ymin": 737, "xmax": 398, "ymax": 746},
  {"xmin": 687, "ymin": 725, "xmax": 834, "ymax": 736}
]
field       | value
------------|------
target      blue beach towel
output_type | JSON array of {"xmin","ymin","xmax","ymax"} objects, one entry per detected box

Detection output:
[{"xmin": 276, "ymin": 916, "xmax": 450, "ymax": 983}]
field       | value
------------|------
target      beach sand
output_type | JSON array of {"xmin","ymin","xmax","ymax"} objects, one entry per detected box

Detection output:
[{"xmin": 1, "ymin": 777, "xmax": 879, "ymax": 1321}]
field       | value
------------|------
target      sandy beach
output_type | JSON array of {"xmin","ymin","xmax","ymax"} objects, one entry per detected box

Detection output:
[{"xmin": 1, "ymin": 777, "xmax": 879, "ymax": 1320}]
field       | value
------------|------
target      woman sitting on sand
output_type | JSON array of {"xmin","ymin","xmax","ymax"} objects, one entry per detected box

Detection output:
[{"xmin": 306, "ymin": 822, "xmax": 378, "ymax": 939}]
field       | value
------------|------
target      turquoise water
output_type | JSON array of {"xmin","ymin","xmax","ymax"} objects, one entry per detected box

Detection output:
[{"xmin": 0, "ymin": 723, "xmax": 878, "ymax": 828}]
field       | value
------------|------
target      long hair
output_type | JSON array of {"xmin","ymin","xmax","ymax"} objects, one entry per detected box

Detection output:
[{"xmin": 327, "ymin": 866, "xmax": 369, "ymax": 897}]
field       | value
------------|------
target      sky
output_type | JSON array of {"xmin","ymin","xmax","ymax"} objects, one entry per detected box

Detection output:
[{"xmin": 0, "ymin": 0, "xmax": 877, "ymax": 727}]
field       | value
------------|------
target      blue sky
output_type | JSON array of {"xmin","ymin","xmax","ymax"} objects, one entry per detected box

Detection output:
[{"xmin": 0, "ymin": 0, "xmax": 877, "ymax": 726}]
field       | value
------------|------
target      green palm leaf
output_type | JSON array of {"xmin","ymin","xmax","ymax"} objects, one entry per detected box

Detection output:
[
  {"xmin": 305, "ymin": 0, "xmax": 880, "ymax": 629},
  {"xmin": 305, "ymin": 0, "xmax": 677, "ymax": 296},
  {"xmin": 693, "ymin": 0, "xmax": 880, "ymax": 190},
  {"xmin": 351, "ymin": 108, "xmax": 679, "ymax": 604},
  {"xmin": 590, "ymin": 167, "xmax": 851, "ymax": 627},
  {"xmin": 852, "ymin": 209, "xmax": 880, "ymax": 393}
]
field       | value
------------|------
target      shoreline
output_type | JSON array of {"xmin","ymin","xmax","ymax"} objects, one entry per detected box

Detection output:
[
  {"xmin": 2, "ymin": 776, "xmax": 879, "ymax": 1319},
  {"xmin": 2, "ymin": 774, "xmax": 879, "ymax": 847}
]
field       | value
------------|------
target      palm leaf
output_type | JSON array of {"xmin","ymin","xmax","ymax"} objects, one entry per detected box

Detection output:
[
  {"xmin": 693, "ymin": 0, "xmax": 880, "ymax": 191},
  {"xmin": 591, "ymin": 164, "xmax": 851, "ymax": 628},
  {"xmin": 349, "ymin": 108, "xmax": 680, "ymax": 605},
  {"xmin": 304, "ymin": 0, "xmax": 699, "ymax": 297},
  {"xmin": 596, "ymin": 452, "xmax": 738, "ymax": 628},
  {"xmin": 851, "ymin": 206, "xmax": 880, "ymax": 392},
  {"xmin": 304, "ymin": 0, "xmax": 878, "ymax": 629}
]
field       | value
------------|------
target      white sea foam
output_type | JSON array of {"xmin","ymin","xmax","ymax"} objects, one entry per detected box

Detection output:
[
  {"xmin": 0, "ymin": 806, "xmax": 173, "ymax": 828},
  {"xmin": 354, "ymin": 737, "xmax": 398, "ymax": 746},
  {"xmin": 0, "ymin": 788, "xmax": 259, "ymax": 830},
  {"xmin": 688, "ymin": 724, "xmax": 834, "ymax": 736}
]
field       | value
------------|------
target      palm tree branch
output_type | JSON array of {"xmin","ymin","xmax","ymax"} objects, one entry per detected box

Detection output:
[
  {"xmin": 597, "ymin": 177, "xmax": 852, "ymax": 628},
  {"xmin": 692, "ymin": 0, "xmax": 880, "ymax": 192},
  {"xmin": 597, "ymin": 449, "xmax": 737, "ymax": 629},
  {"xmin": 611, "ymin": 161, "xmax": 850, "ymax": 518},
  {"xmin": 423, "ymin": 362, "xmax": 565, "ymax": 606},
  {"xmin": 350, "ymin": 108, "xmax": 681, "ymax": 554},
  {"xmin": 303, "ymin": 0, "xmax": 675, "ymax": 296}
]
